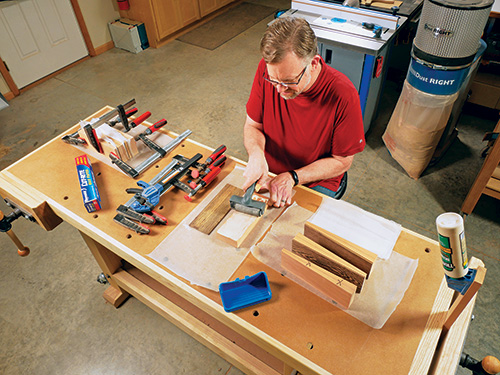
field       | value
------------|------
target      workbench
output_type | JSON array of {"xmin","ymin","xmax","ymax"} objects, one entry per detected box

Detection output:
[{"xmin": 0, "ymin": 106, "xmax": 482, "ymax": 375}]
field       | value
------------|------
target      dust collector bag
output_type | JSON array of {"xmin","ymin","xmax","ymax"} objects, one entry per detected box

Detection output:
[{"xmin": 382, "ymin": 80, "xmax": 458, "ymax": 179}]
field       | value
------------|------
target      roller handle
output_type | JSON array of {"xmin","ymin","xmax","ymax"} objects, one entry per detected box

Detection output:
[{"xmin": 242, "ymin": 182, "xmax": 257, "ymax": 205}]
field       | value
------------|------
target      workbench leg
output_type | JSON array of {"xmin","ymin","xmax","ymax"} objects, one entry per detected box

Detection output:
[
  {"xmin": 80, "ymin": 231, "xmax": 129, "ymax": 307},
  {"xmin": 283, "ymin": 364, "xmax": 298, "ymax": 375}
]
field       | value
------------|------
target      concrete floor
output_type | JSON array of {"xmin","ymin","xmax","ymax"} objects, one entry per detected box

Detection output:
[{"xmin": 1, "ymin": 0, "xmax": 499, "ymax": 374}]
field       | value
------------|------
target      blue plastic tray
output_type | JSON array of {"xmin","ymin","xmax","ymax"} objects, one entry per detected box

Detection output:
[{"xmin": 219, "ymin": 272, "xmax": 272, "ymax": 313}]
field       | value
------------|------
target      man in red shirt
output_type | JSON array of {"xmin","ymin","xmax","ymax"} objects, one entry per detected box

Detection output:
[{"xmin": 243, "ymin": 17, "xmax": 365, "ymax": 207}]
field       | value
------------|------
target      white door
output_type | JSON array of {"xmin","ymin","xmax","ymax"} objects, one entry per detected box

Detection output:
[{"xmin": 0, "ymin": 0, "xmax": 88, "ymax": 89}]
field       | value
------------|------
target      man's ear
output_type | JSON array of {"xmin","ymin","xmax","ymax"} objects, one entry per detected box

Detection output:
[{"xmin": 311, "ymin": 55, "xmax": 321, "ymax": 70}]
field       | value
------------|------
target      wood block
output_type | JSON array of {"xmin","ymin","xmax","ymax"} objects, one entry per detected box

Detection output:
[
  {"xmin": 281, "ymin": 249, "xmax": 357, "ymax": 309},
  {"xmin": 78, "ymin": 126, "xmax": 139, "ymax": 161},
  {"xmin": 124, "ymin": 132, "xmax": 139, "ymax": 156},
  {"xmin": 304, "ymin": 221, "xmax": 377, "ymax": 277},
  {"xmin": 292, "ymin": 233, "xmax": 366, "ymax": 293},
  {"xmin": 190, "ymin": 184, "xmax": 243, "ymax": 235},
  {"xmin": 216, "ymin": 210, "xmax": 261, "ymax": 248},
  {"xmin": 100, "ymin": 137, "xmax": 120, "ymax": 158}
]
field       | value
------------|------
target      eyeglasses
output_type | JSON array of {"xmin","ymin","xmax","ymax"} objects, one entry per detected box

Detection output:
[{"xmin": 263, "ymin": 65, "xmax": 308, "ymax": 89}]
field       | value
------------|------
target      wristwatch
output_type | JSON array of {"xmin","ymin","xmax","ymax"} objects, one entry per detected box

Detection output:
[{"xmin": 289, "ymin": 170, "xmax": 299, "ymax": 186}]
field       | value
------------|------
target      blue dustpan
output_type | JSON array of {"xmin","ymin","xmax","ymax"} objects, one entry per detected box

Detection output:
[{"xmin": 219, "ymin": 272, "xmax": 272, "ymax": 313}]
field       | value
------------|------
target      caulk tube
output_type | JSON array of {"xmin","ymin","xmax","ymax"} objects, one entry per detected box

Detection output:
[{"xmin": 436, "ymin": 213, "xmax": 469, "ymax": 278}]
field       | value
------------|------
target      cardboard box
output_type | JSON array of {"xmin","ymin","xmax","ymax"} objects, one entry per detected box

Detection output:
[
  {"xmin": 468, "ymin": 71, "xmax": 500, "ymax": 109},
  {"xmin": 108, "ymin": 18, "xmax": 149, "ymax": 54}
]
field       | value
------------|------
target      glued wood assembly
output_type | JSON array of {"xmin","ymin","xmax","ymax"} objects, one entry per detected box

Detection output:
[
  {"xmin": 304, "ymin": 221, "xmax": 377, "ymax": 276},
  {"xmin": 216, "ymin": 210, "xmax": 261, "ymax": 248},
  {"xmin": 292, "ymin": 233, "xmax": 366, "ymax": 293},
  {"xmin": 216, "ymin": 192, "xmax": 268, "ymax": 247},
  {"xmin": 281, "ymin": 249, "xmax": 357, "ymax": 309}
]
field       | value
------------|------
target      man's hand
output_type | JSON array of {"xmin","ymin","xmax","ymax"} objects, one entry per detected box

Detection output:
[
  {"xmin": 242, "ymin": 152, "xmax": 270, "ymax": 191},
  {"xmin": 243, "ymin": 115, "xmax": 269, "ymax": 191},
  {"xmin": 268, "ymin": 172, "xmax": 294, "ymax": 208}
]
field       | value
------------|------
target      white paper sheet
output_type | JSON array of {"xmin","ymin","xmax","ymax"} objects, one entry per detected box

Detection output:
[{"xmin": 308, "ymin": 198, "xmax": 402, "ymax": 260}]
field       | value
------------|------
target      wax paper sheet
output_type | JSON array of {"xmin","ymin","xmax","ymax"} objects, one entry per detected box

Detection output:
[
  {"xmin": 252, "ymin": 203, "xmax": 418, "ymax": 329},
  {"xmin": 148, "ymin": 166, "xmax": 284, "ymax": 291}
]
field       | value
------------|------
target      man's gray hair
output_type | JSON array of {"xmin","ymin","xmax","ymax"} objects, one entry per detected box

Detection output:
[{"xmin": 260, "ymin": 17, "xmax": 318, "ymax": 64}]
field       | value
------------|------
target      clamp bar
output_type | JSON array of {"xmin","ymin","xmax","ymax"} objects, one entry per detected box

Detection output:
[{"xmin": 134, "ymin": 129, "xmax": 192, "ymax": 176}]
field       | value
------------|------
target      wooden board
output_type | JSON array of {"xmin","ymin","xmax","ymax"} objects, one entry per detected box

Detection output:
[
  {"xmin": 292, "ymin": 233, "xmax": 366, "ymax": 293},
  {"xmin": 281, "ymin": 248, "xmax": 357, "ymax": 309},
  {"xmin": 443, "ymin": 265, "xmax": 486, "ymax": 332},
  {"xmin": 304, "ymin": 221, "xmax": 377, "ymax": 277},
  {"xmin": 189, "ymin": 184, "xmax": 243, "ymax": 234},
  {"xmin": 216, "ymin": 210, "xmax": 261, "ymax": 248}
]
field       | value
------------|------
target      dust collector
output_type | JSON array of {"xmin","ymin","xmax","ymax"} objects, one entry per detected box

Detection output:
[{"xmin": 383, "ymin": 0, "xmax": 494, "ymax": 179}]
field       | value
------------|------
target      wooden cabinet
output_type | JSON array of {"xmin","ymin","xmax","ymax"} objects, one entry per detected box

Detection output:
[
  {"xmin": 150, "ymin": 0, "xmax": 185, "ymax": 40},
  {"xmin": 199, "ymin": 0, "xmax": 233, "ymax": 17},
  {"xmin": 198, "ymin": 0, "xmax": 219, "ymax": 17},
  {"xmin": 120, "ymin": 0, "xmax": 236, "ymax": 48}
]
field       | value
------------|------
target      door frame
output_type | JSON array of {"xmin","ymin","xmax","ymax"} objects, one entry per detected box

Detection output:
[{"xmin": 0, "ymin": 0, "xmax": 95, "ymax": 100}]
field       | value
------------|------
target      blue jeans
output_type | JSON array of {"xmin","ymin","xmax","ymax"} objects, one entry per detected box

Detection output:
[{"xmin": 310, "ymin": 172, "xmax": 347, "ymax": 200}]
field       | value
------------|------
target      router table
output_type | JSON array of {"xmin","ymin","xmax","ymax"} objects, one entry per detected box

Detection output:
[{"xmin": 0, "ymin": 106, "xmax": 482, "ymax": 375}]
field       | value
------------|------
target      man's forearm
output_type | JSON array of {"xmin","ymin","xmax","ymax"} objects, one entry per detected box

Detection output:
[
  {"xmin": 293, "ymin": 155, "xmax": 353, "ymax": 185},
  {"xmin": 243, "ymin": 121, "xmax": 266, "ymax": 158}
]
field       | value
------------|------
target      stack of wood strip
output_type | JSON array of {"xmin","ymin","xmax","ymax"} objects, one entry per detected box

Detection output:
[{"xmin": 281, "ymin": 221, "xmax": 377, "ymax": 309}]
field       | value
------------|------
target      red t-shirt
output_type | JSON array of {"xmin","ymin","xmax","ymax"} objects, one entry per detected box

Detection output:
[{"xmin": 246, "ymin": 57, "xmax": 365, "ymax": 191}]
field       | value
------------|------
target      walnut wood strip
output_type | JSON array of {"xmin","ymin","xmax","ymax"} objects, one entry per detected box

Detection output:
[
  {"xmin": 281, "ymin": 249, "xmax": 357, "ymax": 309},
  {"xmin": 304, "ymin": 221, "xmax": 377, "ymax": 277},
  {"xmin": 189, "ymin": 184, "xmax": 243, "ymax": 235},
  {"xmin": 292, "ymin": 233, "xmax": 366, "ymax": 293}
]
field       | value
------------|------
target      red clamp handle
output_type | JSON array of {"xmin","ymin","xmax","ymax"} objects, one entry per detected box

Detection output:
[
  {"xmin": 130, "ymin": 111, "xmax": 151, "ymax": 128},
  {"xmin": 125, "ymin": 107, "xmax": 138, "ymax": 117},
  {"xmin": 151, "ymin": 210, "xmax": 168, "ymax": 225},
  {"xmin": 145, "ymin": 119, "xmax": 167, "ymax": 135},
  {"xmin": 210, "ymin": 155, "xmax": 226, "ymax": 169},
  {"xmin": 206, "ymin": 145, "xmax": 226, "ymax": 165},
  {"xmin": 201, "ymin": 166, "xmax": 221, "ymax": 187}
]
